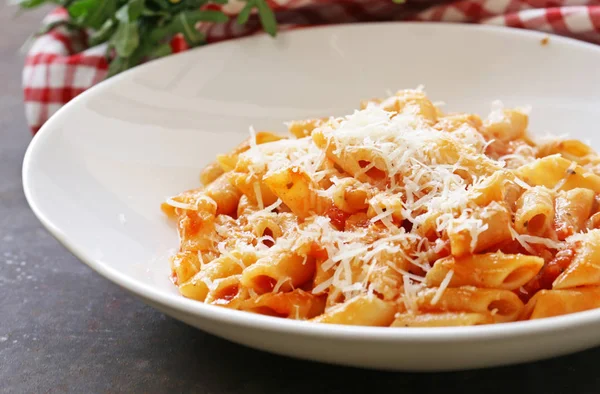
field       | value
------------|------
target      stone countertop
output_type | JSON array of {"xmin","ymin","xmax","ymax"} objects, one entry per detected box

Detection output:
[{"xmin": 1, "ymin": 5, "xmax": 599, "ymax": 393}]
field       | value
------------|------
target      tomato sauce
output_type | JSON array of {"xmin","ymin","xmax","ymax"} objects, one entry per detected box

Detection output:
[
  {"xmin": 217, "ymin": 285, "xmax": 239, "ymax": 302},
  {"xmin": 183, "ymin": 211, "xmax": 203, "ymax": 236},
  {"xmin": 521, "ymin": 248, "xmax": 576, "ymax": 300},
  {"xmin": 310, "ymin": 242, "xmax": 329, "ymax": 261},
  {"xmin": 325, "ymin": 205, "xmax": 351, "ymax": 230}
]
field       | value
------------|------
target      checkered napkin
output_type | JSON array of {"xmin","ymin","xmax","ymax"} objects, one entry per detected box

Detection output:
[{"xmin": 23, "ymin": 0, "xmax": 600, "ymax": 134}]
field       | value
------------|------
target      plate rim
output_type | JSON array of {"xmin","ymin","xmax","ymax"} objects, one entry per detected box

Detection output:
[{"xmin": 22, "ymin": 21, "xmax": 600, "ymax": 342}]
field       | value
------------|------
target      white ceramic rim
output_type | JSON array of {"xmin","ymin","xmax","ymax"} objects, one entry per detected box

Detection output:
[{"xmin": 22, "ymin": 22, "xmax": 600, "ymax": 343}]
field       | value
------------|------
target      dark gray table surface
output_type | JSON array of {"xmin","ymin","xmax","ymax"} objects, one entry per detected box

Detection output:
[{"xmin": 1, "ymin": 5, "xmax": 600, "ymax": 394}]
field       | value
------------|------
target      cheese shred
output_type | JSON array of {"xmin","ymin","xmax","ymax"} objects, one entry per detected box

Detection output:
[{"xmin": 164, "ymin": 88, "xmax": 600, "ymax": 327}]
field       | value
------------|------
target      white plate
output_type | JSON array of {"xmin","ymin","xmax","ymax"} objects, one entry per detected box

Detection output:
[{"xmin": 23, "ymin": 23, "xmax": 600, "ymax": 371}]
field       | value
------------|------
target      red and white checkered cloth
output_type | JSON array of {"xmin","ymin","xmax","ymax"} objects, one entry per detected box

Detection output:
[{"xmin": 23, "ymin": 0, "xmax": 600, "ymax": 134}]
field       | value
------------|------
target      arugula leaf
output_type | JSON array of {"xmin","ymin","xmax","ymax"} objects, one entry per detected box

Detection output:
[
  {"xmin": 106, "ymin": 53, "xmax": 132, "ymax": 77},
  {"xmin": 128, "ymin": 0, "xmax": 146, "ymax": 20},
  {"xmin": 89, "ymin": 18, "xmax": 117, "ymax": 46},
  {"xmin": 149, "ymin": 42, "xmax": 173, "ymax": 59},
  {"xmin": 68, "ymin": 0, "xmax": 119, "ymax": 30},
  {"xmin": 156, "ymin": 10, "xmax": 228, "ymax": 45},
  {"xmin": 255, "ymin": 0, "xmax": 276, "ymax": 36},
  {"xmin": 112, "ymin": 19, "xmax": 139, "ymax": 57},
  {"xmin": 236, "ymin": 0, "xmax": 277, "ymax": 36},
  {"xmin": 114, "ymin": 0, "xmax": 145, "ymax": 22},
  {"xmin": 175, "ymin": 11, "xmax": 205, "ymax": 45},
  {"xmin": 17, "ymin": 0, "xmax": 280, "ymax": 77},
  {"xmin": 236, "ymin": 0, "xmax": 254, "ymax": 25},
  {"xmin": 67, "ymin": 0, "xmax": 94, "ymax": 18}
]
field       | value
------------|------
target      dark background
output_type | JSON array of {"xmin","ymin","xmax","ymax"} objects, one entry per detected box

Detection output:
[{"xmin": 1, "ymin": 4, "xmax": 599, "ymax": 393}]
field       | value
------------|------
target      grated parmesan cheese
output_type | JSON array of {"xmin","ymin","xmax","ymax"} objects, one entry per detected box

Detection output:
[
  {"xmin": 431, "ymin": 269, "xmax": 454, "ymax": 305},
  {"xmin": 166, "ymin": 89, "xmax": 594, "ymax": 324},
  {"xmin": 553, "ymin": 161, "xmax": 578, "ymax": 191}
]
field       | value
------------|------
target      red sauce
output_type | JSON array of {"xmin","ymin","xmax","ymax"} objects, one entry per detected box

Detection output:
[
  {"xmin": 521, "ymin": 248, "xmax": 575, "ymax": 300},
  {"xmin": 261, "ymin": 228, "xmax": 275, "ymax": 247},
  {"xmin": 310, "ymin": 242, "xmax": 329, "ymax": 261},
  {"xmin": 325, "ymin": 206, "xmax": 351, "ymax": 230},
  {"xmin": 401, "ymin": 220, "xmax": 413, "ymax": 233},
  {"xmin": 184, "ymin": 211, "xmax": 203, "ymax": 236},
  {"xmin": 253, "ymin": 275, "xmax": 277, "ymax": 293},
  {"xmin": 217, "ymin": 285, "xmax": 239, "ymax": 302},
  {"xmin": 554, "ymin": 222, "xmax": 572, "ymax": 242}
]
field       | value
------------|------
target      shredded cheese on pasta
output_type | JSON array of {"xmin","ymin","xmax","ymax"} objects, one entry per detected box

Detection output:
[{"xmin": 163, "ymin": 89, "xmax": 600, "ymax": 327}]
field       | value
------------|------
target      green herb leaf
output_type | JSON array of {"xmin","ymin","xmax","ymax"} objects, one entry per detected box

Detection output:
[
  {"xmin": 236, "ymin": 0, "xmax": 254, "ymax": 26},
  {"xmin": 149, "ymin": 42, "xmax": 173, "ymax": 59},
  {"xmin": 89, "ymin": 18, "xmax": 117, "ymax": 46},
  {"xmin": 148, "ymin": 24, "xmax": 173, "ymax": 43},
  {"xmin": 168, "ymin": 10, "xmax": 227, "ymax": 45},
  {"xmin": 18, "ymin": 0, "xmax": 277, "ymax": 78},
  {"xmin": 106, "ymin": 55, "xmax": 132, "ymax": 77},
  {"xmin": 127, "ymin": 0, "xmax": 145, "ymax": 21},
  {"xmin": 69, "ymin": 0, "xmax": 118, "ymax": 30},
  {"xmin": 115, "ymin": 3, "xmax": 129, "ymax": 22},
  {"xmin": 114, "ymin": 0, "xmax": 145, "ymax": 23},
  {"xmin": 256, "ymin": 0, "xmax": 276, "ymax": 36},
  {"xmin": 68, "ymin": 0, "xmax": 95, "ymax": 18},
  {"xmin": 174, "ymin": 11, "xmax": 205, "ymax": 45},
  {"xmin": 112, "ymin": 20, "xmax": 139, "ymax": 57}
]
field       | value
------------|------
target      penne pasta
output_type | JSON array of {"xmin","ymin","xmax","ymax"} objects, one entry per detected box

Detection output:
[
  {"xmin": 426, "ymin": 252, "xmax": 543, "ymax": 291},
  {"xmin": 482, "ymin": 108, "xmax": 528, "ymax": 142},
  {"xmin": 553, "ymin": 229, "xmax": 600, "ymax": 289},
  {"xmin": 403, "ymin": 286, "xmax": 524, "ymax": 323},
  {"xmin": 240, "ymin": 289, "xmax": 326, "ymax": 319},
  {"xmin": 179, "ymin": 251, "xmax": 257, "ymax": 302},
  {"xmin": 521, "ymin": 287, "xmax": 600, "ymax": 320},
  {"xmin": 240, "ymin": 250, "xmax": 316, "ymax": 295},
  {"xmin": 287, "ymin": 118, "xmax": 329, "ymax": 138},
  {"xmin": 331, "ymin": 177, "xmax": 371, "ymax": 214},
  {"xmin": 311, "ymin": 295, "xmax": 397, "ymax": 326},
  {"xmin": 263, "ymin": 167, "xmax": 330, "ymax": 219},
  {"xmin": 514, "ymin": 186, "xmax": 555, "ymax": 236},
  {"xmin": 447, "ymin": 202, "xmax": 512, "ymax": 257},
  {"xmin": 434, "ymin": 113, "xmax": 483, "ymax": 134},
  {"xmin": 170, "ymin": 251, "xmax": 201, "ymax": 285},
  {"xmin": 378, "ymin": 90, "xmax": 438, "ymax": 123},
  {"xmin": 553, "ymin": 188, "xmax": 595, "ymax": 240},
  {"xmin": 162, "ymin": 89, "xmax": 600, "ymax": 326},
  {"xmin": 516, "ymin": 155, "xmax": 600, "ymax": 192},
  {"xmin": 205, "ymin": 275, "xmax": 249, "ymax": 310},
  {"xmin": 391, "ymin": 312, "xmax": 493, "ymax": 327}
]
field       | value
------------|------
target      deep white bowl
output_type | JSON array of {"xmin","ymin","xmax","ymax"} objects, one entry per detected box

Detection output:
[{"xmin": 23, "ymin": 23, "xmax": 600, "ymax": 371}]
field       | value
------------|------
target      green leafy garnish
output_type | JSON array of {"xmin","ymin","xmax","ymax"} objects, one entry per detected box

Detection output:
[
  {"xmin": 17, "ymin": 0, "xmax": 280, "ymax": 77},
  {"xmin": 18, "ymin": 0, "xmax": 412, "ymax": 77}
]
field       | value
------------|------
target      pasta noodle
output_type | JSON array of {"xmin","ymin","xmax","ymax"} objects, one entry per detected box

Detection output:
[{"xmin": 163, "ymin": 89, "xmax": 600, "ymax": 327}]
